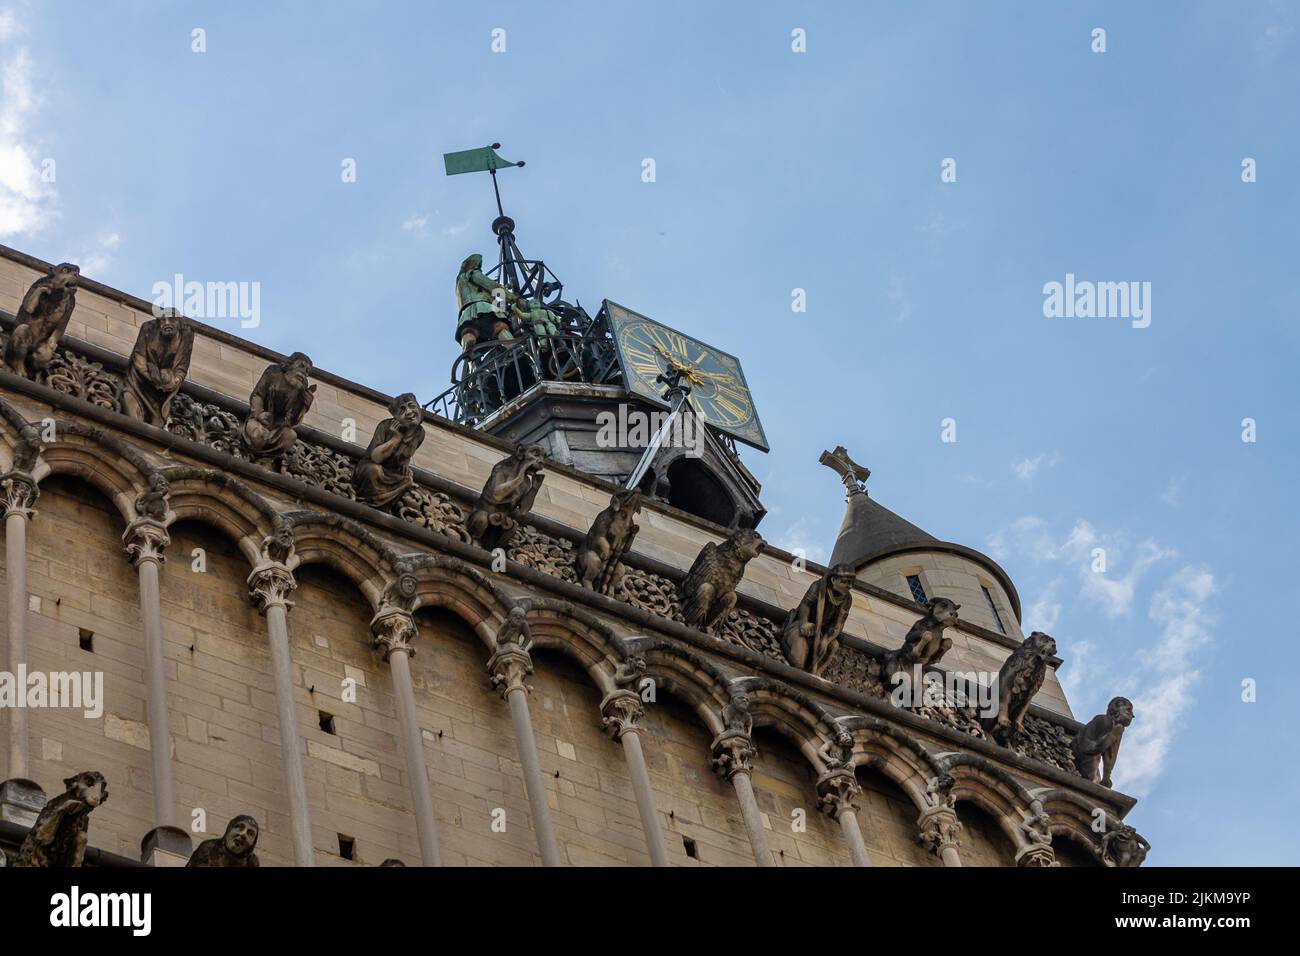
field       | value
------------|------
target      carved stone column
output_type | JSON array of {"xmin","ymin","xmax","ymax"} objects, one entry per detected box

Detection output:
[
  {"xmin": 371, "ymin": 606, "xmax": 442, "ymax": 867},
  {"xmin": 600, "ymin": 689, "xmax": 668, "ymax": 867},
  {"xmin": 1016, "ymin": 842, "xmax": 1058, "ymax": 867},
  {"xmin": 248, "ymin": 560, "xmax": 314, "ymax": 866},
  {"xmin": 710, "ymin": 730, "xmax": 774, "ymax": 867},
  {"xmin": 917, "ymin": 804, "xmax": 964, "ymax": 867},
  {"xmin": 123, "ymin": 517, "xmax": 178, "ymax": 831},
  {"xmin": 2, "ymin": 472, "xmax": 37, "ymax": 780},
  {"xmin": 487, "ymin": 641, "xmax": 561, "ymax": 866},
  {"xmin": 816, "ymin": 768, "xmax": 871, "ymax": 867}
]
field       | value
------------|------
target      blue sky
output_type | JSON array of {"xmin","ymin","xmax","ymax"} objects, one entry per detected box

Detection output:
[{"xmin": 2, "ymin": 1, "xmax": 1295, "ymax": 864}]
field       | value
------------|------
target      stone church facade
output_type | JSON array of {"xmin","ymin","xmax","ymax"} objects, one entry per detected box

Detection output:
[{"xmin": 0, "ymin": 243, "xmax": 1146, "ymax": 867}]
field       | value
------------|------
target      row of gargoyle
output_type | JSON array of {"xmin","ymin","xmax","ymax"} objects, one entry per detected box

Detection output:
[
  {"xmin": 3, "ymin": 263, "xmax": 1133, "ymax": 790},
  {"xmin": 0, "ymin": 771, "xmax": 413, "ymax": 867}
]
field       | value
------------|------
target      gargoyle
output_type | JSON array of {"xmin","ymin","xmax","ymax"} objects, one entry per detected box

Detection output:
[
  {"xmin": 1072, "ymin": 696, "xmax": 1134, "ymax": 788},
  {"xmin": 1102, "ymin": 821, "xmax": 1150, "ymax": 868},
  {"xmin": 575, "ymin": 488, "xmax": 642, "ymax": 594},
  {"xmin": 119, "ymin": 309, "xmax": 194, "ymax": 426},
  {"xmin": 466, "ymin": 444, "xmax": 546, "ymax": 551},
  {"xmin": 240, "ymin": 352, "xmax": 315, "ymax": 461},
  {"xmin": 981, "ymin": 631, "xmax": 1057, "ymax": 746},
  {"xmin": 12, "ymin": 771, "xmax": 108, "ymax": 867},
  {"xmin": 780, "ymin": 563, "xmax": 856, "ymax": 676},
  {"xmin": 186, "ymin": 814, "xmax": 260, "ymax": 867},
  {"xmin": 134, "ymin": 472, "xmax": 170, "ymax": 522},
  {"xmin": 881, "ymin": 597, "xmax": 961, "ymax": 683},
  {"xmin": 354, "ymin": 392, "xmax": 425, "ymax": 509},
  {"xmin": 680, "ymin": 528, "xmax": 765, "ymax": 632},
  {"xmin": 4, "ymin": 262, "xmax": 80, "ymax": 380},
  {"xmin": 496, "ymin": 606, "xmax": 533, "ymax": 651}
]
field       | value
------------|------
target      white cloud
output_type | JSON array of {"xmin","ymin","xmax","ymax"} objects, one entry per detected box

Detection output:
[
  {"xmin": 442, "ymin": 219, "xmax": 470, "ymax": 238},
  {"xmin": 772, "ymin": 517, "xmax": 829, "ymax": 566},
  {"xmin": 401, "ymin": 214, "xmax": 429, "ymax": 234},
  {"xmin": 1011, "ymin": 451, "xmax": 1061, "ymax": 481},
  {"xmin": 0, "ymin": 22, "xmax": 55, "ymax": 239},
  {"xmin": 74, "ymin": 232, "xmax": 121, "ymax": 277}
]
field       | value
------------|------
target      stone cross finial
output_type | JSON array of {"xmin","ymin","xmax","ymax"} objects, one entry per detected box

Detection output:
[{"xmin": 819, "ymin": 445, "xmax": 870, "ymax": 496}]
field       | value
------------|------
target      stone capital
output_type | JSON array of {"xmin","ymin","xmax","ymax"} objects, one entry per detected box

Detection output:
[
  {"xmin": 1016, "ymin": 842, "xmax": 1058, "ymax": 867},
  {"xmin": 371, "ymin": 606, "xmax": 417, "ymax": 661},
  {"xmin": 0, "ymin": 471, "xmax": 39, "ymax": 521},
  {"xmin": 247, "ymin": 562, "xmax": 297, "ymax": 613},
  {"xmin": 709, "ymin": 730, "xmax": 756, "ymax": 781},
  {"xmin": 599, "ymin": 689, "xmax": 644, "ymax": 740},
  {"xmin": 917, "ymin": 804, "xmax": 964, "ymax": 856},
  {"xmin": 815, "ymin": 767, "xmax": 861, "ymax": 820},
  {"xmin": 487, "ymin": 642, "xmax": 533, "ymax": 699},
  {"xmin": 123, "ymin": 516, "xmax": 170, "ymax": 567}
]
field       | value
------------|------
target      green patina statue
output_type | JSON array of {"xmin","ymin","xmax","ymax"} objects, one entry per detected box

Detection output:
[
  {"xmin": 511, "ymin": 296, "xmax": 559, "ymax": 338},
  {"xmin": 455, "ymin": 254, "xmax": 514, "ymax": 351}
]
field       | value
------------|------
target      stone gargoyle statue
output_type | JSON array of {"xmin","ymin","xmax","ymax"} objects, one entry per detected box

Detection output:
[
  {"xmin": 354, "ymin": 392, "xmax": 425, "ymax": 509},
  {"xmin": 779, "ymin": 562, "xmax": 856, "ymax": 677},
  {"xmin": 1072, "ymin": 696, "xmax": 1134, "ymax": 788},
  {"xmin": 240, "ymin": 352, "xmax": 316, "ymax": 461},
  {"xmin": 881, "ymin": 596, "xmax": 961, "ymax": 683},
  {"xmin": 466, "ymin": 444, "xmax": 546, "ymax": 551},
  {"xmin": 186, "ymin": 814, "xmax": 260, "ymax": 867},
  {"xmin": 981, "ymin": 631, "xmax": 1057, "ymax": 746},
  {"xmin": 1102, "ymin": 821, "xmax": 1150, "ymax": 868},
  {"xmin": 119, "ymin": 308, "xmax": 195, "ymax": 426},
  {"xmin": 4, "ymin": 261, "xmax": 80, "ymax": 380},
  {"xmin": 12, "ymin": 770, "xmax": 108, "ymax": 867},
  {"xmin": 575, "ymin": 488, "xmax": 642, "ymax": 594},
  {"xmin": 680, "ymin": 528, "xmax": 766, "ymax": 632}
]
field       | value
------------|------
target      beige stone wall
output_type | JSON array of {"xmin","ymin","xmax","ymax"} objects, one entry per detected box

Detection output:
[{"xmin": 0, "ymin": 251, "xmax": 1076, "ymax": 722}]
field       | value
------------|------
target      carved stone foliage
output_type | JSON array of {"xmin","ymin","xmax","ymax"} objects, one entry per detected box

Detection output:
[
  {"xmin": 396, "ymin": 487, "xmax": 471, "ymax": 542},
  {"xmin": 167, "ymin": 393, "xmax": 247, "ymax": 456},
  {"xmin": 186, "ymin": 814, "xmax": 260, "ymax": 867},
  {"xmin": 12, "ymin": 771, "xmax": 108, "ymax": 868},
  {"xmin": 42, "ymin": 350, "xmax": 118, "ymax": 408},
  {"xmin": 282, "ymin": 439, "xmax": 355, "ymax": 498}
]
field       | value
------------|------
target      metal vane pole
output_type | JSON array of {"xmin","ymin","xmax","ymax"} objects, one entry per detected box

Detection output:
[{"xmin": 626, "ymin": 368, "xmax": 692, "ymax": 492}]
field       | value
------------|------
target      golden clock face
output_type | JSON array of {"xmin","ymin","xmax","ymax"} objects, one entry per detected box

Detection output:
[{"xmin": 604, "ymin": 301, "xmax": 769, "ymax": 452}]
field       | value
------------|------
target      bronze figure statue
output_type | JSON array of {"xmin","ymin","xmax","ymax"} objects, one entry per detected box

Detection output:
[
  {"xmin": 780, "ymin": 563, "xmax": 856, "ymax": 676},
  {"xmin": 354, "ymin": 392, "xmax": 425, "ymax": 508},
  {"xmin": 1072, "ymin": 696, "xmax": 1134, "ymax": 788},
  {"xmin": 467, "ymin": 444, "xmax": 546, "ymax": 551},
  {"xmin": 186, "ymin": 814, "xmax": 260, "ymax": 867},
  {"xmin": 981, "ymin": 631, "xmax": 1057, "ymax": 746},
  {"xmin": 12, "ymin": 771, "xmax": 107, "ymax": 867},
  {"xmin": 4, "ymin": 262, "xmax": 80, "ymax": 380},
  {"xmin": 240, "ymin": 352, "xmax": 315, "ymax": 460},
  {"xmin": 119, "ymin": 309, "xmax": 195, "ymax": 426},
  {"xmin": 575, "ymin": 488, "xmax": 642, "ymax": 594},
  {"xmin": 680, "ymin": 528, "xmax": 766, "ymax": 632},
  {"xmin": 455, "ymin": 253, "xmax": 514, "ymax": 352}
]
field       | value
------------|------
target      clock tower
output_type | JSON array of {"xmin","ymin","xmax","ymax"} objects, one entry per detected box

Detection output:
[{"xmin": 429, "ymin": 149, "xmax": 767, "ymax": 528}]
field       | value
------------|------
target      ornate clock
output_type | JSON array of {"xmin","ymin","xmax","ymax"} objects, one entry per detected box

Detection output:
[{"xmin": 603, "ymin": 300, "xmax": 769, "ymax": 452}]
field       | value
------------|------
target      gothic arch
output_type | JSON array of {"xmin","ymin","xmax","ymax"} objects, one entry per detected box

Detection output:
[
  {"xmin": 1032, "ymin": 787, "xmax": 1108, "ymax": 863},
  {"xmin": 395, "ymin": 552, "xmax": 514, "ymax": 650},
  {"xmin": 32, "ymin": 419, "xmax": 163, "ymax": 524},
  {"xmin": 622, "ymin": 637, "xmax": 734, "ymax": 737},
  {"xmin": 0, "ymin": 396, "xmax": 41, "ymax": 473},
  {"xmin": 838, "ymin": 715, "xmax": 945, "ymax": 812},
  {"xmin": 518, "ymin": 598, "xmax": 634, "ymax": 695},
  {"xmin": 159, "ymin": 466, "xmax": 281, "ymax": 566},
  {"xmin": 281, "ymin": 511, "xmax": 401, "ymax": 612},
  {"xmin": 728, "ymin": 676, "xmax": 844, "ymax": 770},
  {"xmin": 936, "ymin": 751, "xmax": 1037, "ymax": 850}
]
